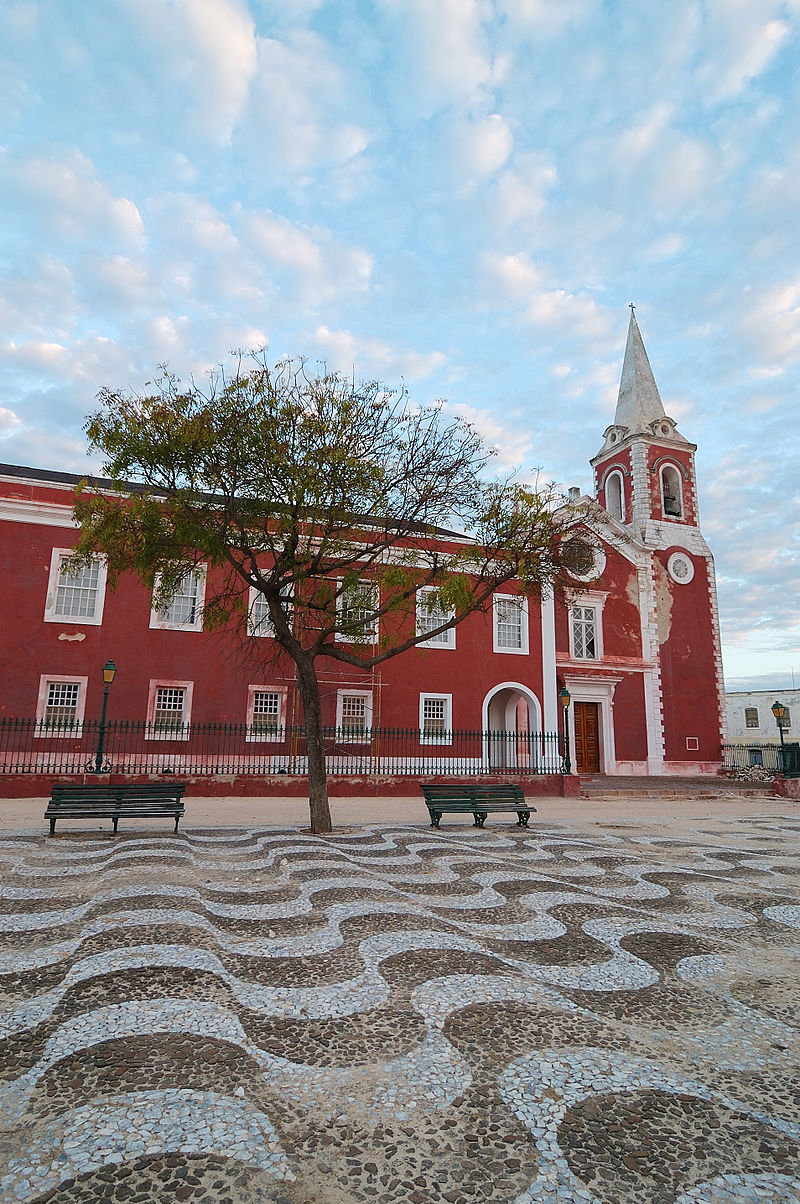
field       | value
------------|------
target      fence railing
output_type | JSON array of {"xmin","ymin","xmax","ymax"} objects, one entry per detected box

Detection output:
[
  {"xmin": 0, "ymin": 717, "xmax": 567, "ymax": 778},
  {"xmin": 722, "ymin": 742, "xmax": 800, "ymax": 777}
]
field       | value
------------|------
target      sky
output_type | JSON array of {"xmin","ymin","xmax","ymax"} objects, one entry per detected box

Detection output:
[{"xmin": 1, "ymin": 0, "xmax": 798, "ymax": 692}]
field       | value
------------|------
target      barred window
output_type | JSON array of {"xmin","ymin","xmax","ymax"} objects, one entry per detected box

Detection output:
[
  {"xmin": 416, "ymin": 589, "xmax": 455, "ymax": 647},
  {"xmin": 420, "ymin": 694, "xmax": 452, "ymax": 744},
  {"xmin": 251, "ymin": 690, "xmax": 281, "ymax": 736},
  {"xmin": 744, "ymin": 707, "xmax": 759, "ymax": 728},
  {"xmin": 54, "ymin": 557, "xmax": 100, "ymax": 619},
  {"xmin": 153, "ymin": 686, "xmax": 187, "ymax": 733},
  {"xmin": 337, "ymin": 691, "xmax": 371, "ymax": 741},
  {"xmin": 43, "ymin": 681, "xmax": 81, "ymax": 729},
  {"xmin": 572, "ymin": 606, "xmax": 597, "ymax": 660},
  {"xmin": 494, "ymin": 596, "xmax": 527, "ymax": 652}
]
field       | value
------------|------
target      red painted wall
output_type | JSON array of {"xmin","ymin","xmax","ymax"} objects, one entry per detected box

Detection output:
[
  {"xmin": 654, "ymin": 549, "xmax": 721, "ymax": 762},
  {"xmin": 0, "ymin": 478, "xmax": 547, "ymax": 733}
]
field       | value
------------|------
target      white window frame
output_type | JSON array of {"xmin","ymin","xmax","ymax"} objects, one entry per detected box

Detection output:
[
  {"xmin": 35, "ymin": 674, "xmax": 88, "ymax": 737},
  {"xmin": 604, "ymin": 470, "xmax": 626, "ymax": 522},
  {"xmin": 150, "ymin": 567, "xmax": 206, "ymax": 632},
  {"xmin": 335, "ymin": 581, "xmax": 379, "ymax": 645},
  {"xmin": 246, "ymin": 685, "xmax": 287, "ymax": 742},
  {"xmin": 247, "ymin": 583, "xmax": 292, "ymax": 638},
  {"xmin": 569, "ymin": 592, "xmax": 607, "ymax": 661},
  {"xmin": 416, "ymin": 587, "xmax": 456, "ymax": 649},
  {"xmin": 335, "ymin": 689, "xmax": 373, "ymax": 742},
  {"xmin": 145, "ymin": 679, "xmax": 194, "ymax": 740},
  {"xmin": 493, "ymin": 594, "xmax": 529, "ymax": 654},
  {"xmin": 43, "ymin": 548, "xmax": 108, "ymax": 625},
  {"xmin": 419, "ymin": 693, "xmax": 453, "ymax": 745}
]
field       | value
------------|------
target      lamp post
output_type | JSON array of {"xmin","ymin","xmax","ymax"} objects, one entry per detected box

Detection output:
[
  {"xmin": 91, "ymin": 660, "xmax": 117, "ymax": 774},
  {"xmin": 559, "ymin": 685, "xmax": 572, "ymax": 775},
  {"xmin": 771, "ymin": 700, "xmax": 787, "ymax": 773}
]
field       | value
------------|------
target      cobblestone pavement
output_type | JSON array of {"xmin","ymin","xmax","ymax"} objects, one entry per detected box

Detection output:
[{"xmin": 1, "ymin": 812, "xmax": 799, "ymax": 1204}]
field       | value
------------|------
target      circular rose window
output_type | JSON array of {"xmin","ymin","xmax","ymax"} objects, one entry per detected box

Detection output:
[
  {"xmin": 667, "ymin": 552, "xmax": 694, "ymax": 584},
  {"xmin": 562, "ymin": 540, "xmax": 605, "ymax": 581}
]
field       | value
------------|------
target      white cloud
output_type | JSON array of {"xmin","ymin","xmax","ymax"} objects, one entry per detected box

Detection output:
[
  {"xmin": 115, "ymin": 0, "xmax": 258, "ymax": 142},
  {"xmin": 0, "ymin": 406, "xmax": 22, "ymax": 436},
  {"xmin": 243, "ymin": 30, "xmax": 370, "ymax": 171},
  {"xmin": 491, "ymin": 152, "xmax": 557, "ymax": 229},
  {"xmin": 241, "ymin": 213, "xmax": 372, "ymax": 303},
  {"xmin": 376, "ymin": 0, "xmax": 494, "ymax": 116},
  {"xmin": 525, "ymin": 290, "xmax": 614, "ymax": 342},
  {"xmin": 310, "ymin": 327, "xmax": 447, "ymax": 381},
  {"xmin": 737, "ymin": 281, "xmax": 800, "ymax": 367},
  {"xmin": 445, "ymin": 114, "xmax": 514, "ymax": 189},
  {"xmin": 697, "ymin": 1, "xmax": 791, "ymax": 103},
  {"xmin": 1, "ymin": 150, "xmax": 144, "ymax": 243},
  {"xmin": 480, "ymin": 251, "xmax": 542, "ymax": 303},
  {"xmin": 450, "ymin": 401, "xmax": 535, "ymax": 471},
  {"xmin": 497, "ymin": 0, "xmax": 597, "ymax": 38}
]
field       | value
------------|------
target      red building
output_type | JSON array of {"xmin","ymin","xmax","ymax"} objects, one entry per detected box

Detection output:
[{"xmin": 0, "ymin": 312, "xmax": 724, "ymax": 783}]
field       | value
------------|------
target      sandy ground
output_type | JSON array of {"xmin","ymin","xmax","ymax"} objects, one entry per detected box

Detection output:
[{"xmin": 3, "ymin": 789, "xmax": 796, "ymax": 835}]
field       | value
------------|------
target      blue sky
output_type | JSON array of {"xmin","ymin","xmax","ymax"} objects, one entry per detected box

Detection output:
[{"xmin": 1, "ymin": 0, "xmax": 798, "ymax": 690}]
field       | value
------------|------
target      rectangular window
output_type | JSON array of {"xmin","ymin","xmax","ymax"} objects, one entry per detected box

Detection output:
[
  {"xmin": 34, "ymin": 675, "xmax": 89, "ymax": 737},
  {"xmin": 248, "ymin": 584, "xmax": 292, "ymax": 638},
  {"xmin": 493, "ymin": 594, "xmax": 528, "ymax": 654},
  {"xmin": 248, "ymin": 591, "xmax": 273, "ymax": 637},
  {"xmin": 153, "ymin": 687, "xmax": 187, "ymax": 732},
  {"xmin": 150, "ymin": 569, "xmax": 205, "ymax": 631},
  {"xmin": 420, "ymin": 693, "xmax": 452, "ymax": 744},
  {"xmin": 44, "ymin": 549, "xmax": 107, "ymax": 626},
  {"xmin": 250, "ymin": 690, "xmax": 282, "ymax": 738},
  {"xmin": 336, "ymin": 690, "xmax": 372, "ymax": 742},
  {"xmin": 336, "ymin": 582, "xmax": 379, "ymax": 644},
  {"xmin": 146, "ymin": 680, "xmax": 194, "ymax": 739},
  {"xmin": 571, "ymin": 605, "xmax": 598, "ymax": 660},
  {"xmin": 744, "ymin": 707, "xmax": 759, "ymax": 728},
  {"xmin": 416, "ymin": 588, "xmax": 455, "ymax": 648}
]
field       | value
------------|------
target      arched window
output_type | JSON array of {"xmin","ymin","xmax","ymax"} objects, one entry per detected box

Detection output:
[
  {"xmin": 660, "ymin": 464, "xmax": 683, "ymax": 518},
  {"xmin": 605, "ymin": 470, "xmax": 625, "ymax": 521}
]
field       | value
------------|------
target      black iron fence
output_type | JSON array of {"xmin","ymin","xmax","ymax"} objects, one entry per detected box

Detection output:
[
  {"xmin": 0, "ymin": 717, "xmax": 566, "ymax": 777},
  {"xmin": 722, "ymin": 742, "xmax": 800, "ymax": 777}
]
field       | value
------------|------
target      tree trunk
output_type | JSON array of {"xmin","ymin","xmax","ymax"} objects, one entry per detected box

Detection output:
[{"xmin": 293, "ymin": 652, "xmax": 333, "ymax": 834}]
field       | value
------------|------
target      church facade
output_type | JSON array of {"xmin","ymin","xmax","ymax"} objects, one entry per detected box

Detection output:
[{"xmin": 0, "ymin": 312, "xmax": 725, "ymax": 781}]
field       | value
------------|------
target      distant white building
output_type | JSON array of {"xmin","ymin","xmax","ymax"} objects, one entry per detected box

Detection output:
[{"xmin": 725, "ymin": 689, "xmax": 800, "ymax": 746}]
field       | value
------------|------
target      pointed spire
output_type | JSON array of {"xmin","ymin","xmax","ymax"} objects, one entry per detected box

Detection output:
[{"xmin": 614, "ymin": 306, "xmax": 666, "ymax": 433}]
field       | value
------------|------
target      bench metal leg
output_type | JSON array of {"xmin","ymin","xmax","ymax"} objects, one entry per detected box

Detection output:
[
  {"xmin": 49, "ymin": 819, "xmax": 56, "ymax": 835},
  {"xmin": 429, "ymin": 810, "xmax": 441, "ymax": 828},
  {"xmin": 112, "ymin": 817, "xmax": 119, "ymax": 833},
  {"xmin": 473, "ymin": 812, "xmax": 487, "ymax": 827},
  {"xmin": 517, "ymin": 811, "xmax": 530, "ymax": 826},
  {"xmin": 174, "ymin": 815, "xmax": 180, "ymax": 833}
]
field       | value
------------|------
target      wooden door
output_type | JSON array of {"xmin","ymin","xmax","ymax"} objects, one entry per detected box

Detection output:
[{"xmin": 574, "ymin": 701, "xmax": 601, "ymax": 773}]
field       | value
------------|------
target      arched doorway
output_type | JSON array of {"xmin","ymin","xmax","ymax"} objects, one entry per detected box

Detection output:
[{"xmin": 482, "ymin": 682, "xmax": 543, "ymax": 771}]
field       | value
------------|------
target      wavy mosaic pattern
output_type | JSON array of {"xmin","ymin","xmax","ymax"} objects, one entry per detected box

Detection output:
[{"xmin": 1, "ymin": 814, "xmax": 799, "ymax": 1203}]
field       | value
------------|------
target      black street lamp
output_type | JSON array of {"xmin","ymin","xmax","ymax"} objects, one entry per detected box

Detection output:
[
  {"xmin": 771, "ymin": 699, "xmax": 788, "ymax": 773},
  {"xmin": 91, "ymin": 660, "xmax": 117, "ymax": 774},
  {"xmin": 559, "ymin": 685, "xmax": 572, "ymax": 775}
]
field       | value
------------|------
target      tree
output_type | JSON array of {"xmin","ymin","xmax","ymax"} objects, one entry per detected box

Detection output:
[{"xmin": 74, "ymin": 352, "xmax": 578, "ymax": 834}]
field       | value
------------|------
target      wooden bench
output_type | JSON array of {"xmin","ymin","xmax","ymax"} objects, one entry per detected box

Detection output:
[
  {"xmin": 45, "ymin": 782, "xmax": 187, "ymax": 834},
  {"xmin": 422, "ymin": 783, "xmax": 536, "ymax": 829}
]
